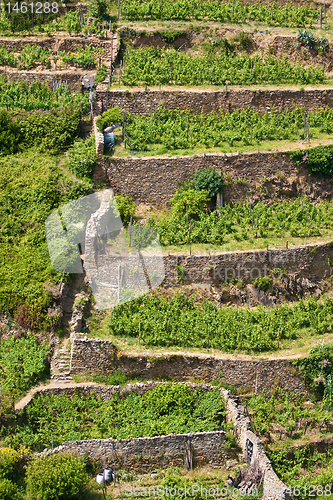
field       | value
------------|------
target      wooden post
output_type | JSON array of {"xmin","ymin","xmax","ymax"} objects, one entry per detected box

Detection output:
[
  {"xmin": 118, "ymin": 0, "xmax": 120, "ymax": 19},
  {"xmin": 286, "ymin": 240, "xmax": 288, "ymax": 249},
  {"xmin": 122, "ymin": 112, "xmax": 126, "ymax": 147},
  {"xmin": 320, "ymin": 6, "xmax": 322, "ymax": 29},
  {"xmin": 118, "ymin": 60, "xmax": 122, "ymax": 84},
  {"xmin": 129, "ymin": 213, "xmax": 132, "ymax": 246}
]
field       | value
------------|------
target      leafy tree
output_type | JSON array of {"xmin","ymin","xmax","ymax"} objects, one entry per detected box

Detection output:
[
  {"xmin": 193, "ymin": 168, "xmax": 223, "ymax": 199},
  {"xmin": 25, "ymin": 453, "xmax": 89, "ymax": 500},
  {"xmin": 0, "ymin": 111, "xmax": 22, "ymax": 156},
  {"xmin": 96, "ymin": 107, "xmax": 122, "ymax": 132},
  {"xmin": 171, "ymin": 188, "xmax": 209, "ymax": 219}
]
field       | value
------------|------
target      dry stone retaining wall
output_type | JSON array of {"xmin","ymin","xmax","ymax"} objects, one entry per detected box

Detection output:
[
  {"xmin": 95, "ymin": 89, "xmax": 333, "ymax": 116},
  {"xmin": 102, "ymin": 151, "xmax": 327, "ymax": 208},
  {"xmin": 70, "ymin": 338, "xmax": 308, "ymax": 395}
]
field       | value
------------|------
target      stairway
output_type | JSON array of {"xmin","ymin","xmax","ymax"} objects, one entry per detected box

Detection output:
[{"xmin": 50, "ymin": 338, "xmax": 73, "ymax": 383}]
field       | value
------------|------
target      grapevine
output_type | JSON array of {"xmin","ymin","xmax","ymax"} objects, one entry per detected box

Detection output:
[
  {"xmin": 122, "ymin": 0, "xmax": 319, "ymax": 28},
  {"xmin": 122, "ymin": 47, "xmax": 325, "ymax": 86}
]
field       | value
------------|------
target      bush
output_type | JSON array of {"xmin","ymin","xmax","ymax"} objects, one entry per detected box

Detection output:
[
  {"xmin": 20, "ymin": 107, "xmax": 82, "ymax": 154},
  {"xmin": 25, "ymin": 453, "xmax": 89, "ymax": 500},
  {"xmin": 290, "ymin": 144, "xmax": 333, "ymax": 178},
  {"xmin": 171, "ymin": 188, "xmax": 209, "ymax": 219},
  {"xmin": 66, "ymin": 135, "xmax": 97, "ymax": 179},
  {"xmin": 0, "ymin": 448, "xmax": 20, "ymax": 479},
  {"xmin": 113, "ymin": 193, "xmax": 136, "ymax": 226},
  {"xmin": 0, "ymin": 478, "xmax": 21, "ymax": 500},
  {"xmin": 96, "ymin": 107, "xmax": 122, "ymax": 132},
  {"xmin": 88, "ymin": 0, "xmax": 108, "ymax": 17},
  {"xmin": 293, "ymin": 343, "xmax": 333, "ymax": 395},
  {"xmin": 193, "ymin": 168, "xmax": 223, "ymax": 199},
  {"xmin": 0, "ymin": 111, "xmax": 22, "ymax": 156},
  {"xmin": 95, "ymin": 63, "xmax": 108, "ymax": 84}
]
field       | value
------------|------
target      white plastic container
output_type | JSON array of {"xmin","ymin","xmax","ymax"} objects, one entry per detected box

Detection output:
[
  {"xmin": 96, "ymin": 473, "xmax": 105, "ymax": 485},
  {"xmin": 104, "ymin": 468, "xmax": 113, "ymax": 482}
]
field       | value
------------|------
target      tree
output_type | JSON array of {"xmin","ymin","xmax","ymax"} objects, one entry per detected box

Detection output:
[
  {"xmin": 193, "ymin": 168, "xmax": 223, "ymax": 199},
  {"xmin": 171, "ymin": 188, "xmax": 209, "ymax": 219}
]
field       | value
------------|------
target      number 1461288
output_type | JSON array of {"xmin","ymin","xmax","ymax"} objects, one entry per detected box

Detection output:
[{"xmin": 6, "ymin": 2, "xmax": 58, "ymax": 13}]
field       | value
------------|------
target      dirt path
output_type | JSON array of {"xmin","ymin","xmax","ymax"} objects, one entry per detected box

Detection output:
[{"xmin": 15, "ymin": 381, "xmax": 99, "ymax": 411}]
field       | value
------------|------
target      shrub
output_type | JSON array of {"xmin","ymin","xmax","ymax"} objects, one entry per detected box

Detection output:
[
  {"xmin": 113, "ymin": 193, "xmax": 136, "ymax": 226},
  {"xmin": 0, "ymin": 448, "xmax": 20, "ymax": 479},
  {"xmin": 96, "ymin": 107, "xmax": 122, "ymax": 132},
  {"xmin": 0, "ymin": 478, "xmax": 21, "ymax": 500},
  {"xmin": 171, "ymin": 188, "xmax": 210, "ymax": 219},
  {"xmin": 193, "ymin": 168, "xmax": 223, "ymax": 199},
  {"xmin": 20, "ymin": 107, "xmax": 82, "ymax": 153},
  {"xmin": 293, "ymin": 343, "xmax": 333, "ymax": 395},
  {"xmin": 25, "ymin": 453, "xmax": 89, "ymax": 500},
  {"xmin": 297, "ymin": 29, "xmax": 316, "ymax": 49},
  {"xmin": 0, "ymin": 111, "xmax": 22, "ymax": 156},
  {"xmin": 290, "ymin": 144, "xmax": 333, "ymax": 178},
  {"xmin": 88, "ymin": 0, "xmax": 108, "ymax": 17},
  {"xmin": 253, "ymin": 275, "xmax": 272, "ymax": 290},
  {"xmin": 66, "ymin": 135, "xmax": 97, "ymax": 179}
]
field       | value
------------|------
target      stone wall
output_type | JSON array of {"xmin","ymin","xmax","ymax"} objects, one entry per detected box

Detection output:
[
  {"xmin": 162, "ymin": 242, "xmax": 333, "ymax": 286},
  {"xmin": 226, "ymin": 394, "xmax": 290, "ymax": 500},
  {"xmin": 93, "ymin": 116, "xmax": 104, "ymax": 156},
  {"xmin": 0, "ymin": 70, "xmax": 83, "ymax": 92},
  {"xmin": 94, "ymin": 89, "xmax": 333, "ymax": 116},
  {"xmin": 102, "ymin": 151, "xmax": 330, "ymax": 208},
  {"xmin": 70, "ymin": 338, "xmax": 308, "ymax": 395}
]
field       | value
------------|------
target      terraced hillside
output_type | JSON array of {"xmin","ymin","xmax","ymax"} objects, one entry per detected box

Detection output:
[{"xmin": 1, "ymin": 0, "xmax": 333, "ymax": 498}]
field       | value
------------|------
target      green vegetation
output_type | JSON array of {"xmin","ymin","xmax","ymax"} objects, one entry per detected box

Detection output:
[
  {"xmin": 96, "ymin": 107, "xmax": 122, "ymax": 132},
  {"xmin": 109, "ymin": 292, "xmax": 333, "ymax": 353},
  {"xmin": 147, "ymin": 197, "xmax": 333, "ymax": 246},
  {"xmin": 0, "ymin": 151, "xmax": 93, "ymax": 322},
  {"xmin": 0, "ymin": 334, "xmax": 50, "ymax": 400},
  {"xmin": 291, "ymin": 144, "xmax": 333, "ymax": 178},
  {"xmin": 122, "ymin": 0, "xmax": 319, "ymax": 27},
  {"xmin": 0, "ymin": 9, "xmax": 109, "ymax": 37},
  {"xmin": 4, "ymin": 383, "xmax": 226, "ymax": 451},
  {"xmin": 0, "ymin": 107, "xmax": 86, "ymax": 156},
  {"xmin": 66, "ymin": 135, "xmax": 97, "ymax": 180},
  {"xmin": 0, "ymin": 78, "xmax": 89, "ymax": 112},
  {"xmin": 124, "ymin": 106, "xmax": 333, "ymax": 151},
  {"xmin": 269, "ymin": 446, "xmax": 333, "ymax": 498},
  {"xmin": 95, "ymin": 63, "xmax": 108, "ymax": 84},
  {"xmin": 122, "ymin": 47, "xmax": 324, "ymax": 86},
  {"xmin": 246, "ymin": 387, "xmax": 332, "ymax": 438},
  {"xmin": 25, "ymin": 453, "xmax": 89, "ymax": 500},
  {"xmin": 0, "ymin": 44, "xmax": 105, "ymax": 70},
  {"xmin": 293, "ymin": 343, "xmax": 333, "ymax": 396},
  {"xmin": 114, "ymin": 193, "xmax": 136, "ymax": 226},
  {"xmin": 193, "ymin": 168, "xmax": 223, "ymax": 199},
  {"xmin": 297, "ymin": 29, "xmax": 329, "ymax": 53}
]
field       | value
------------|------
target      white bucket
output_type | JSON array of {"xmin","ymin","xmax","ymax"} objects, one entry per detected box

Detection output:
[{"xmin": 96, "ymin": 473, "xmax": 105, "ymax": 485}]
